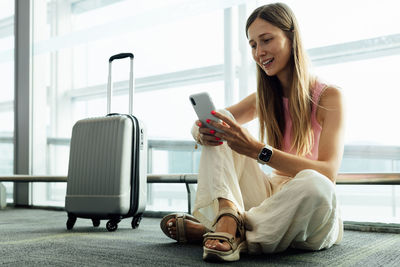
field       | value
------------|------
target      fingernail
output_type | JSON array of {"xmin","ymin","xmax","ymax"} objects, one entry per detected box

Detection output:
[
  {"xmin": 219, "ymin": 142, "xmax": 223, "ymax": 145},
  {"xmin": 211, "ymin": 110, "xmax": 216, "ymax": 115},
  {"xmin": 215, "ymin": 137, "xmax": 220, "ymax": 141},
  {"xmin": 210, "ymin": 130, "xmax": 215, "ymax": 134},
  {"xmin": 168, "ymin": 222, "xmax": 173, "ymax": 227},
  {"xmin": 197, "ymin": 122, "xmax": 202, "ymax": 127},
  {"xmin": 206, "ymin": 119, "xmax": 211, "ymax": 124}
]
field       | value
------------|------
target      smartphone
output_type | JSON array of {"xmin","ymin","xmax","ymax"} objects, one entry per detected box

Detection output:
[{"xmin": 189, "ymin": 92, "xmax": 224, "ymax": 133}]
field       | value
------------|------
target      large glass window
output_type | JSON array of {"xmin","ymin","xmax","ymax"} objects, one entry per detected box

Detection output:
[
  {"xmin": 0, "ymin": 1, "xmax": 14, "ymax": 203},
  {"xmin": 31, "ymin": 0, "xmax": 226, "ymax": 208},
  {"xmin": 29, "ymin": 0, "xmax": 400, "ymax": 223}
]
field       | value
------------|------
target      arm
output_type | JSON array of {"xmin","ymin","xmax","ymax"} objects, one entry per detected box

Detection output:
[
  {"xmin": 211, "ymin": 87, "xmax": 345, "ymax": 182},
  {"xmin": 269, "ymin": 87, "xmax": 345, "ymax": 181},
  {"xmin": 226, "ymin": 93, "xmax": 257, "ymax": 125}
]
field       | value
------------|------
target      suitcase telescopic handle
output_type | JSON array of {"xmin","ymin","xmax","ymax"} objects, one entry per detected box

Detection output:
[
  {"xmin": 107, "ymin": 53, "xmax": 134, "ymax": 114},
  {"xmin": 109, "ymin": 53, "xmax": 134, "ymax": 62}
]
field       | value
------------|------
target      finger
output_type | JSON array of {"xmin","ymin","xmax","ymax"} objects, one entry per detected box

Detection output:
[
  {"xmin": 202, "ymin": 135, "xmax": 222, "ymax": 142},
  {"xmin": 206, "ymin": 119, "xmax": 231, "ymax": 132},
  {"xmin": 201, "ymin": 134, "xmax": 222, "ymax": 144},
  {"xmin": 199, "ymin": 127, "xmax": 217, "ymax": 135},
  {"xmin": 203, "ymin": 140, "xmax": 222, "ymax": 146},
  {"xmin": 204, "ymin": 141, "xmax": 223, "ymax": 147},
  {"xmin": 199, "ymin": 134, "xmax": 223, "ymax": 146},
  {"xmin": 211, "ymin": 111, "xmax": 238, "ymax": 129},
  {"xmin": 214, "ymin": 131, "xmax": 229, "ymax": 141},
  {"xmin": 195, "ymin": 120, "xmax": 202, "ymax": 127}
]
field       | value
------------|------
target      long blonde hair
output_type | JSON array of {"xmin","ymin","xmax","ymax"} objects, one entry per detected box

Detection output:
[{"xmin": 246, "ymin": 3, "xmax": 315, "ymax": 156}]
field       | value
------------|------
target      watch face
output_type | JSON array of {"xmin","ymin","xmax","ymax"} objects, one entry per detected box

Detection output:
[{"xmin": 259, "ymin": 147, "xmax": 272, "ymax": 162}]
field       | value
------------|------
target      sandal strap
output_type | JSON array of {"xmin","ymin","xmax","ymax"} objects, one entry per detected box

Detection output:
[
  {"xmin": 161, "ymin": 212, "xmax": 210, "ymax": 244},
  {"xmin": 212, "ymin": 208, "xmax": 241, "ymax": 226},
  {"xmin": 208, "ymin": 207, "xmax": 246, "ymax": 244},
  {"xmin": 176, "ymin": 214, "xmax": 187, "ymax": 243},
  {"xmin": 212, "ymin": 207, "xmax": 244, "ymax": 233},
  {"xmin": 203, "ymin": 232, "xmax": 237, "ymax": 250}
]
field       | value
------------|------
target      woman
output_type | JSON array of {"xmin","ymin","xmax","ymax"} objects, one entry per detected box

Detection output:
[{"xmin": 160, "ymin": 2, "xmax": 345, "ymax": 262}]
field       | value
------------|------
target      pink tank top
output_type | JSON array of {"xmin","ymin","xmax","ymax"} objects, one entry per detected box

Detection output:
[{"xmin": 282, "ymin": 81, "xmax": 326, "ymax": 160}]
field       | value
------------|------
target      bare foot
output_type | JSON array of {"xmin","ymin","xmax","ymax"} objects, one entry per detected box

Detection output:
[
  {"xmin": 166, "ymin": 218, "xmax": 207, "ymax": 243},
  {"xmin": 204, "ymin": 215, "xmax": 238, "ymax": 251}
]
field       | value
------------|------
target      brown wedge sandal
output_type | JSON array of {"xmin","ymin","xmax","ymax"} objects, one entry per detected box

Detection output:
[
  {"xmin": 160, "ymin": 213, "xmax": 209, "ymax": 243},
  {"xmin": 202, "ymin": 207, "xmax": 247, "ymax": 262}
]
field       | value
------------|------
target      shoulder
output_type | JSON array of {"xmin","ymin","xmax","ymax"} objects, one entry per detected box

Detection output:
[
  {"xmin": 315, "ymin": 85, "xmax": 344, "ymax": 126},
  {"xmin": 319, "ymin": 85, "xmax": 344, "ymax": 109},
  {"xmin": 240, "ymin": 92, "xmax": 257, "ymax": 105},
  {"xmin": 242, "ymin": 92, "xmax": 257, "ymax": 108},
  {"xmin": 248, "ymin": 92, "xmax": 257, "ymax": 101}
]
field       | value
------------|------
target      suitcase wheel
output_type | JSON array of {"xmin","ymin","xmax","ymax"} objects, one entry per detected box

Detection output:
[
  {"xmin": 131, "ymin": 215, "xmax": 142, "ymax": 229},
  {"xmin": 106, "ymin": 219, "xmax": 120, "ymax": 232},
  {"xmin": 92, "ymin": 219, "xmax": 101, "ymax": 227},
  {"xmin": 66, "ymin": 214, "xmax": 77, "ymax": 230}
]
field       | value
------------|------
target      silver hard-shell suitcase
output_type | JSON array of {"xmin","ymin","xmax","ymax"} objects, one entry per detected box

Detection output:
[{"xmin": 65, "ymin": 53, "xmax": 147, "ymax": 231}]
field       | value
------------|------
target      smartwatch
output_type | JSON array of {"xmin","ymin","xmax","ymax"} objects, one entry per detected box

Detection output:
[{"xmin": 257, "ymin": 144, "xmax": 273, "ymax": 164}]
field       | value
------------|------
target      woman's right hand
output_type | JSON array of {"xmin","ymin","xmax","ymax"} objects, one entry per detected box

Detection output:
[{"xmin": 196, "ymin": 120, "xmax": 223, "ymax": 146}]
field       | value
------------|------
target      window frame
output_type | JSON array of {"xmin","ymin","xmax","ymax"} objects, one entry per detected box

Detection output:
[{"xmin": 7, "ymin": 0, "xmax": 400, "ymax": 222}]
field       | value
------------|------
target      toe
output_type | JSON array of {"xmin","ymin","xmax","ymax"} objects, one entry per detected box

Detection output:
[
  {"xmin": 204, "ymin": 239, "xmax": 230, "ymax": 251},
  {"xmin": 215, "ymin": 240, "xmax": 230, "ymax": 251},
  {"xmin": 168, "ymin": 226, "xmax": 176, "ymax": 234},
  {"xmin": 168, "ymin": 226, "xmax": 177, "ymax": 237},
  {"xmin": 166, "ymin": 218, "xmax": 175, "ymax": 227},
  {"xmin": 210, "ymin": 240, "xmax": 218, "ymax": 249},
  {"xmin": 205, "ymin": 240, "xmax": 214, "ymax": 248}
]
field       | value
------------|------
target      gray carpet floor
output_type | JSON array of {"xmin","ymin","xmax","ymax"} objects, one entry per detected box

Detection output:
[{"xmin": 0, "ymin": 208, "xmax": 399, "ymax": 266}]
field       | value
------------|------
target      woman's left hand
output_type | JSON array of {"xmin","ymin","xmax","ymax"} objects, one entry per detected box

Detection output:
[{"xmin": 207, "ymin": 110, "xmax": 264, "ymax": 159}]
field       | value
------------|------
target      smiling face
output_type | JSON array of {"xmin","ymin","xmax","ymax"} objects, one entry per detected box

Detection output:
[{"xmin": 248, "ymin": 18, "xmax": 292, "ymax": 81}]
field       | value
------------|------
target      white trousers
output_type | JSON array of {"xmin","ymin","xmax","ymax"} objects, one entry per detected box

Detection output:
[{"xmin": 192, "ymin": 113, "xmax": 343, "ymax": 254}]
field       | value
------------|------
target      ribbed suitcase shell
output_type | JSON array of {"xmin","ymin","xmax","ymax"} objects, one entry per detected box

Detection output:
[{"xmin": 65, "ymin": 114, "xmax": 147, "ymax": 229}]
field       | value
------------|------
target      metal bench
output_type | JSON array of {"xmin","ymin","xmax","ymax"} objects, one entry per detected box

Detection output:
[{"xmin": 1, "ymin": 173, "xmax": 400, "ymax": 213}]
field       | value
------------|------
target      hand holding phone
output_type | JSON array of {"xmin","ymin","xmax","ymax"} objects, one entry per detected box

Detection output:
[{"xmin": 189, "ymin": 92, "xmax": 224, "ymax": 133}]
